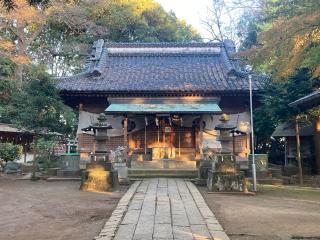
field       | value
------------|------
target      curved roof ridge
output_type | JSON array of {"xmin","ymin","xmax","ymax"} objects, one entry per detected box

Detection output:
[
  {"xmin": 103, "ymin": 41, "xmax": 222, "ymax": 48},
  {"xmin": 57, "ymin": 39, "xmax": 265, "ymax": 93},
  {"xmin": 219, "ymin": 40, "xmax": 248, "ymax": 78}
]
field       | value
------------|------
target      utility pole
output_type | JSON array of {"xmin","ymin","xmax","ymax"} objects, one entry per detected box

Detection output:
[{"xmin": 246, "ymin": 65, "xmax": 257, "ymax": 191}]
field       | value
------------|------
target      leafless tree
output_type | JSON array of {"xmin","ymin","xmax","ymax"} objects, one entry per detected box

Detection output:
[{"xmin": 203, "ymin": 0, "xmax": 262, "ymax": 43}]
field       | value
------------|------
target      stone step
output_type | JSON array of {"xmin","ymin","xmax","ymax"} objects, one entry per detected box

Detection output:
[
  {"xmin": 57, "ymin": 169, "xmax": 81, "ymax": 177},
  {"xmin": 248, "ymin": 177, "xmax": 284, "ymax": 185},
  {"xmin": 269, "ymin": 167, "xmax": 283, "ymax": 178},
  {"xmin": 46, "ymin": 177, "xmax": 81, "ymax": 182},
  {"xmin": 128, "ymin": 169, "xmax": 198, "ymax": 178},
  {"xmin": 131, "ymin": 160, "xmax": 197, "ymax": 169}
]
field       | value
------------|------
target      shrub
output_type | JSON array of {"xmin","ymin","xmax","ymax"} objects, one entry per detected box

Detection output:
[{"xmin": 0, "ymin": 143, "xmax": 23, "ymax": 162}]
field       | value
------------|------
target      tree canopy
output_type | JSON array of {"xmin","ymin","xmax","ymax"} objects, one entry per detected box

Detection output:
[
  {"xmin": 231, "ymin": 0, "xmax": 320, "ymax": 159},
  {"xmin": 239, "ymin": 0, "xmax": 320, "ymax": 80},
  {"xmin": 0, "ymin": 66, "xmax": 76, "ymax": 136},
  {"xmin": 0, "ymin": 0, "xmax": 201, "ymax": 141},
  {"xmin": 1, "ymin": 0, "xmax": 201, "ymax": 80}
]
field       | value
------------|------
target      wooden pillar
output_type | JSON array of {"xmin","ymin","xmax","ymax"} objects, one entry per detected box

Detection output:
[
  {"xmin": 123, "ymin": 116, "xmax": 129, "ymax": 166},
  {"xmin": 144, "ymin": 125, "xmax": 147, "ymax": 155},
  {"xmin": 31, "ymin": 135, "xmax": 38, "ymax": 180},
  {"xmin": 199, "ymin": 114, "xmax": 204, "ymax": 156},
  {"xmin": 232, "ymin": 132, "xmax": 236, "ymax": 155},
  {"xmin": 162, "ymin": 119, "xmax": 166, "ymax": 144},
  {"xmin": 79, "ymin": 103, "xmax": 84, "ymax": 111},
  {"xmin": 313, "ymin": 117, "xmax": 320, "ymax": 174},
  {"xmin": 295, "ymin": 117, "xmax": 303, "ymax": 185},
  {"xmin": 178, "ymin": 129, "xmax": 181, "ymax": 157},
  {"xmin": 284, "ymin": 137, "xmax": 288, "ymax": 166},
  {"xmin": 23, "ymin": 144, "xmax": 27, "ymax": 163}
]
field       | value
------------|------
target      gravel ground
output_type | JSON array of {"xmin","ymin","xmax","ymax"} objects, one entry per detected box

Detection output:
[
  {"xmin": 200, "ymin": 185, "xmax": 320, "ymax": 240},
  {"xmin": 0, "ymin": 174, "xmax": 127, "ymax": 240}
]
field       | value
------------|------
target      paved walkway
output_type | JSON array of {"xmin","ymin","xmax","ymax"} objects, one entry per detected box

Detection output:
[{"xmin": 96, "ymin": 178, "xmax": 229, "ymax": 240}]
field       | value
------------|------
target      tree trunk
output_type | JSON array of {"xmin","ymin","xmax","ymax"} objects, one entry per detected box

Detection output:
[
  {"xmin": 14, "ymin": 64, "xmax": 24, "ymax": 87},
  {"xmin": 14, "ymin": 19, "xmax": 27, "ymax": 87},
  {"xmin": 295, "ymin": 117, "xmax": 303, "ymax": 185},
  {"xmin": 31, "ymin": 135, "xmax": 38, "ymax": 181}
]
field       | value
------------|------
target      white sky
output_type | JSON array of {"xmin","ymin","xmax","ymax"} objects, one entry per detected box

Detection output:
[{"xmin": 155, "ymin": 0, "xmax": 213, "ymax": 40}]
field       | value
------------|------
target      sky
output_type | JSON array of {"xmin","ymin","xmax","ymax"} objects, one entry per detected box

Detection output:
[{"xmin": 155, "ymin": 0, "xmax": 213, "ymax": 39}]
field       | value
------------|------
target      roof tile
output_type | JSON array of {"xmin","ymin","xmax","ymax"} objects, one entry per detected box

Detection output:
[{"xmin": 58, "ymin": 41, "xmax": 264, "ymax": 93}]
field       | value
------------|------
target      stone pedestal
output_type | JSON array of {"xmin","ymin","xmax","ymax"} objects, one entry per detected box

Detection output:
[
  {"xmin": 207, "ymin": 170, "xmax": 241, "ymax": 192},
  {"xmin": 113, "ymin": 162, "xmax": 129, "ymax": 185},
  {"xmin": 81, "ymin": 162, "xmax": 118, "ymax": 192},
  {"xmin": 196, "ymin": 160, "xmax": 214, "ymax": 186},
  {"xmin": 81, "ymin": 113, "xmax": 119, "ymax": 192}
]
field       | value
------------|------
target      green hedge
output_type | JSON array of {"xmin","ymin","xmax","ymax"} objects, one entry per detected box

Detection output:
[{"xmin": 0, "ymin": 143, "xmax": 23, "ymax": 162}]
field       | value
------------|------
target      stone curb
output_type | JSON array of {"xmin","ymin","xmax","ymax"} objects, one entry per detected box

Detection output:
[
  {"xmin": 186, "ymin": 181, "xmax": 230, "ymax": 240},
  {"xmin": 94, "ymin": 181, "xmax": 141, "ymax": 240}
]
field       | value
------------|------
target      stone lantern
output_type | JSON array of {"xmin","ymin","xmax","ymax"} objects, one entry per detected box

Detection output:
[
  {"xmin": 206, "ymin": 114, "xmax": 241, "ymax": 192},
  {"xmin": 214, "ymin": 114, "xmax": 236, "ymax": 154},
  {"xmin": 80, "ymin": 113, "xmax": 118, "ymax": 192},
  {"xmin": 91, "ymin": 113, "xmax": 112, "ymax": 161}
]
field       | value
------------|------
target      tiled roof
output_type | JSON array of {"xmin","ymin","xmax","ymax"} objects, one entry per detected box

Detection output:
[
  {"xmin": 57, "ymin": 40, "xmax": 265, "ymax": 94},
  {"xmin": 0, "ymin": 123, "xmax": 25, "ymax": 133},
  {"xmin": 289, "ymin": 90, "xmax": 320, "ymax": 109}
]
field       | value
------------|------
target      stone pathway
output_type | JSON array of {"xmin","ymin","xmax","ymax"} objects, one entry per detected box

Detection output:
[{"xmin": 95, "ymin": 178, "xmax": 229, "ymax": 240}]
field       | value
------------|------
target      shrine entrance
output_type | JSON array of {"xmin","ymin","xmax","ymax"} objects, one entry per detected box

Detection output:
[{"xmin": 105, "ymin": 97, "xmax": 222, "ymax": 163}]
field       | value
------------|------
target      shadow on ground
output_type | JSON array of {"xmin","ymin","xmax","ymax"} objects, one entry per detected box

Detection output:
[{"xmin": 199, "ymin": 185, "xmax": 320, "ymax": 240}]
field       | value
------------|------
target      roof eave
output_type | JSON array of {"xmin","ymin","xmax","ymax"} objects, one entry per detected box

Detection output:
[{"xmin": 59, "ymin": 89, "xmax": 263, "ymax": 97}]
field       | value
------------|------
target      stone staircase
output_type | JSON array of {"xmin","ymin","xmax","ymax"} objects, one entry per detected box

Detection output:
[
  {"xmin": 129, "ymin": 159, "xmax": 198, "ymax": 178},
  {"xmin": 128, "ymin": 168, "xmax": 198, "ymax": 178},
  {"xmin": 131, "ymin": 159, "xmax": 197, "ymax": 169}
]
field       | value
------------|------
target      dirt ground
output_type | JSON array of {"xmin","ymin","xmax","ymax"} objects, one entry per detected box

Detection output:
[
  {"xmin": 200, "ymin": 185, "xmax": 320, "ymax": 240},
  {"xmin": 0, "ymin": 174, "xmax": 126, "ymax": 240}
]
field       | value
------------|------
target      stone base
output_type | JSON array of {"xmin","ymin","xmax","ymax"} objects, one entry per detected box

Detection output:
[
  {"xmin": 207, "ymin": 171, "xmax": 241, "ymax": 192},
  {"xmin": 196, "ymin": 160, "xmax": 213, "ymax": 186},
  {"xmin": 80, "ymin": 163, "xmax": 118, "ymax": 192},
  {"xmin": 119, "ymin": 178, "xmax": 131, "ymax": 185},
  {"xmin": 195, "ymin": 178, "xmax": 207, "ymax": 186},
  {"xmin": 57, "ymin": 169, "xmax": 81, "ymax": 177},
  {"xmin": 46, "ymin": 168, "xmax": 60, "ymax": 176}
]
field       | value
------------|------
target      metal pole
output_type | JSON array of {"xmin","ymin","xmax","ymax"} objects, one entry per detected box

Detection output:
[{"xmin": 248, "ymin": 70, "xmax": 257, "ymax": 191}]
